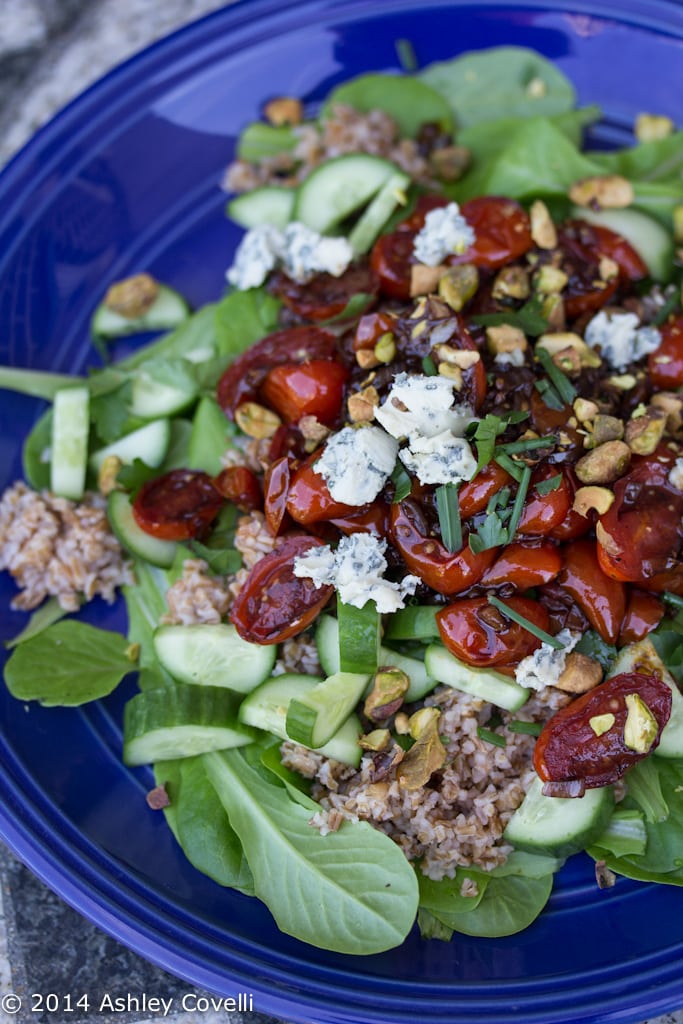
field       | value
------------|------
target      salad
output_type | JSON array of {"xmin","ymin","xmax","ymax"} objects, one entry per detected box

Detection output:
[{"xmin": 1, "ymin": 44, "xmax": 683, "ymax": 956}]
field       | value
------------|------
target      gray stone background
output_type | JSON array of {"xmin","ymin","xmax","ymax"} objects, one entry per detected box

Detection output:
[{"xmin": 0, "ymin": 2, "xmax": 681, "ymax": 1023}]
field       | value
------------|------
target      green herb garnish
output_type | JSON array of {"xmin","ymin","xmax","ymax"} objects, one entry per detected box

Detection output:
[
  {"xmin": 534, "ymin": 473, "xmax": 563, "ymax": 496},
  {"xmin": 435, "ymin": 482, "xmax": 462, "ymax": 552},
  {"xmin": 390, "ymin": 462, "xmax": 413, "ymax": 502},
  {"xmin": 508, "ymin": 720, "xmax": 543, "ymax": 737},
  {"xmin": 477, "ymin": 727, "xmax": 507, "ymax": 748},
  {"xmin": 536, "ymin": 346, "xmax": 577, "ymax": 404},
  {"xmin": 487, "ymin": 594, "xmax": 564, "ymax": 649},
  {"xmin": 472, "ymin": 296, "xmax": 549, "ymax": 336}
]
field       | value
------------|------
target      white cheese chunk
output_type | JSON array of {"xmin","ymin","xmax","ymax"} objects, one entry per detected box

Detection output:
[
  {"xmin": 494, "ymin": 348, "xmax": 526, "ymax": 368},
  {"xmin": 226, "ymin": 224, "xmax": 282, "ymax": 290},
  {"xmin": 226, "ymin": 221, "xmax": 353, "ymax": 290},
  {"xmin": 514, "ymin": 629, "xmax": 581, "ymax": 691},
  {"xmin": 412, "ymin": 202, "xmax": 475, "ymax": 267},
  {"xmin": 312, "ymin": 425, "xmax": 398, "ymax": 506},
  {"xmin": 399, "ymin": 430, "xmax": 478, "ymax": 486},
  {"xmin": 669, "ymin": 457, "xmax": 683, "ymax": 492},
  {"xmin": 584, "ymin": 311, "xmax": 661, "ymax": 371},
  {"xmin": 374, "ymin": 372, "xmax": 476, "ymax": 442},
  {"xmin": 293, "ymin": 534, "xmax": 420, "ymax": 614}
]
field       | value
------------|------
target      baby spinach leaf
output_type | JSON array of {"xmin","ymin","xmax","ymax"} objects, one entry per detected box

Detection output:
[
  {"xmin": 427, "ymin": 872, "xmax": 554, "ymax": 937},
  {"xmin": 626, "ymin": 756, "xmax": 669, "ymax": 824},
  {"xmin": 0, "ymin": 366, "xmax": 78, "ymax": 401},
  {"xmin": 322, "ymin": 73, "xmax": 454, "ymax": 137},
  {"xmin": 122, "ymin": 559, "xmax": 174, "ymax": 679},
  {"xmin": 420, "ymin": 48, "xmax": 575, "ymax": 128},
  {"xmin": 116, "ymin": 304, "xmax": 219, "ymax": 373},
  {"xmin": 4, "ymin": 620, "xmax": 132, "ymax": 705},
  {"xmin": 175, "ymin": 756, "xmax": 255, "ymax": 895},
  {"xmin": 589, "ymin": 130, "xmax": 683, "ymax": 184},
  {"xmin": 214, "ymin": 287, "xmax": 281, "ymax": 360},
  {"xmin": 418, "ymin": 868, "xmax": 487, "ymax": 914},
  {"xmin": 588, "ymin": 808, "xmax": 648, "ymax": 859},
  {"xmin": 159, "ymin": 418, "xmax": 193, "ymax": 471},
  {"xmin": 203, "ymin": 748, "xmax": 419, "ymax": 954},
  {"xmin": 188, "ymin": 395, "xmax": 238, "ymax": 476},
  {"xmin": 4, "ymin": 597, "xmax": 69, "ymax": 649}
]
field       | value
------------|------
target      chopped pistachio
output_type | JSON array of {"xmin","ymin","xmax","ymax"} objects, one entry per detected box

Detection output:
[
  {"xmin": 125, "ymin": 642, "xmax": 141, "ymax": 663},
  {"xmin": 437, "ymin": 362, "xmax": 463, "ymax": 386},
  {"xmin": 437, "ymin": 264, "xmax": 479, "ymax": 311},
  {"xmin": 374, "ymin": 332, "xmax": 397, "ymax": 364},
  {"xmin": 599, "ymin": 256, "xmax": 619, "ymax": 281},
  {"xmin": 235, "ymin": 401, "xmax": 282, "ymax": 439},
  {"xmin": 430, "ymin": 144, "xmax": 471, "ymax": 182},
  {"xmin": 433, "ymin": 344, "xmax": 481, "ymax": 370},
  {"xmin": 364, "ymin": 667, "xmax": 410, "ymax": 723},
  {"xmin": 573, "ymin": 485, "xmax": 615, "ymax": 517},
  {"xmin": 534, "ymin": 265, "xmax": 567, "ymax": 295},
  {"xmin": 536, "ymin": 332, "xmax": 602, "ymax": 369},
  {"xmin": 625, "ymin": 407, "xmax": 667, "ymax": 455},
  {"xmin": 651, "ymin": 391, "xmax": 683, "ymax": 434},
  {"xmin": 575, "ymin": 440, "xmax": 632, "ymax": 484},
  {"xmin": 607, "ymin": 373, "xmax": 638, "ymax": 391},
  {"xmin": 98, "ymin": 454, "xmax": 123, "ymax": 496},
  {"xmin": 568, "ymin": 174, "xmax": 634, "ymax": 209},
  {"xmin": 634, "ymin": 112, "xmax": 675, "ymax": 142},
  {"xmin": 359, "ymin": 728, "xmax": 392, "ymax": 752},
  {"xmin": 589, "ymin": 712, "xmax": 615, "ymax": 736},
  {"xmin": 573, "ymin": 397, "xmax": 600, "ymax": 423},
  {"xmin": 591, "ymin": 414, "xmax": 624, "ymax": 447},
  {"xmin": 104, "ymin": 272, "xmax": 159, "ymax": 319},
  {"xmin": 397, "ymin": 707, "xmax": 446, "ymax": 790},
  {"xmin": 264, "ymin": 96, "xmax": 303, "ymax": 125},
  {"xmin": 674, "ymin": 206, "xmax": 683, "ymax": 245},
  {"xmin": 299, "ymin": 414, "xmax": 331, "ymax": 444},
  {"xmin": 529, "ymin": 199, "xmax": 558, "ymax": 249},
  {"xmin": 394, "ymin": 711, "xmax": 411, "ymax": 735},
  {"xmin": 486, "ymin": 323, "xmax": 528, "ymax": 355},
  {"xmin": 555, "ymin": 652, "xmax": 604, "ymax": 694},
  {"xmin": 356, "ymin": 348, "xmax": 381, "ymax": 370},
  {"xmin": 347, "ymin": 387, "xmax": 379, "ymax": 424},
  {"xmin": 540, "ymin": 292, "xmax": 566, "ymax": 331},
  {"xmin": 410, "ymin": 263, "xmax": 445, "ymax": 297},
  {"xmin": 492, "ymin": 265, "xmax": 530, "ymax": 301},
  {"xmin": 623, "ymin": 692, "xmax": 659, "ymax": 754}
]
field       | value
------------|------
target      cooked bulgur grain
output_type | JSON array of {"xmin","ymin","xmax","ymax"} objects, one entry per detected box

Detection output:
[
  {"xmin": 0, "ymin": 481, "xmax": 134, "ymax": 611},
  {"xmin": 160, "ymin": 558, "xmax": 233, "ymax": 626},
  {"xmin": 233, "ymin": 510, "xmax": 279, "ymax": 569}
]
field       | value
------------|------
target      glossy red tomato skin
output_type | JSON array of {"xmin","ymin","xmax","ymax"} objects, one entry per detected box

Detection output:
[
  {"xmin": 534, "ymin": 672, "xmax": 672, "ymax": 788},
  {"xmin": 618, "ymin": 590, "xmax": 665, "ymax": 646},
  {"xmin": 516, "ymin": 466, "xmax": 573, "ymax": 537},
  {"xmin": 370, "ymin": 231, "xmax": 415, "ymax": 301},
  {"xmin": 268, "ymin": 263, "xmax": 379, "ymax": 321},
  {"xmin": 229, "ymin": 535, "xmax": 334, "ymax": 644},
  {"xmin": 390, "ymin": 499, "xmax": 496, "ymax": 595},
  {"xmin": 648, "ymin": 315, "xmax": 683, "ymax": 389},
  {"xmin": 558, "ymin": 538, "xmax": 626, "ymax": 644},
  {"xmin": 263, "ymin": 456, "xmax": 291, "ymax": 535},
  {"xmin": 557, "ymin": 219, "xmax": 646, "ymax": 321},
  {"xmin": 260, "ymin": 359, "xmax": 349, "ymax": 426},
  {"xmin": 330, "ymin": 501, "xmax": 390, "ymax": 539},
  {"xmin": 286, "ymin": 458, "xmax": 358, "ymax": 525},
  {"xmin": 437, "ymin": 595, "xmax": 550, "ymax": 668},
  {"xmin": 212, "ymin": 466, "xmax": 262, "ymax": 512},
  {"xmin": 216, "ymin": 326, "xmax": 337, "ymax": 418},
  {"xmin": 453, "ymin": 197, "xmax": 533, "ymax": 269},
  {"xmin": 596, "ymin": 444, "xmax": 683, "ymax": 584},
  {"xmin": 479, "ymin": 541, "xmax": 562, "ymax": 590},
  {"xmin": 458, "ymin": 462, "xmax": 515, "ymax": 517},
  {"xmin": 132, "ymin": 469, "xmax": 224, "ymax": 541}
]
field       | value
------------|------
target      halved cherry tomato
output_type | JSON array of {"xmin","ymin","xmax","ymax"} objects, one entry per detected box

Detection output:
[
  {"xmin": 213, "ymin": 466, "xmax": 262, "ymax": 512},
  {"xmin": 229, "ymin": 535, "xmax": 334, "ymax": 644},
  {"xmin": 558, "ymin": 538, "xmax": 626, "ymax": 644},
  {"xmin": 458, "ymin": 461, "xmax": 515, "ymax": 518},
  {"xmin": 618, "ymin": 590, "xmax": 665, "ymax": 646},
  {"xmin": 390, "ymin": 499, "xmax": 496, "ymax": 595},
  {"xmin": 528, "ymin": 390, "xmax": 582, "ymax": 453},
  {"xmin": 648, "ymin": 314, "xmax": 683, "ymax": 390},
  {"xmin": 452, "ymin": 197, "xmax": 533, "ymax": 269},
  {"xmin": 260, "ymin": 359, "xmax": 349, "ymax": 425},
  {"xmin": 132, "ymin": 469, "xmax": 223, "ymax": 541},
  {"xmin": 263, "ymin": 456, "xmax": 291, "ymax": 535},
  {"xmin": 216, "ymin": 325, "xmax": 337, "ymax": 418},
  {"xmin": 437, "ymin": 595, "xmax": 550, "ymax": 667},
  {"xmin": 547, "ymin": 468, "xmax": 593, "ymax": 542},
  {"xmin": 597, "ymin": 444, "xmax": 683, "ymax": 583},
  {"xmin": 370, "ymin": 230, "xmax": 416, "ymax": 301},
  {"xmin": 534, "ymin": 671, "xmax": 672, "ymax": 788},
  {"xmin": 269, "ymin": 263, "xmax": 379, "ymax": 321},
  {"xmin": 330, "ymin": 501, "xmax": 390, "ymax": 539},
  {"xmin": 286, "ymin": 456, "xmax": 358, "ymax": 525},
  {"xmin": 353, "ymin": 311, "xmax": 398, "ymax": 352},
  {"xmin": 516, "ymin": 465, "xmax": 572, "ymax": 536},
  {"xmin": 479, "ymin": 541, "xmax": 562, "ymax": 590},
  {"xmin": 557, "ymin": 219, "xmax": 646, "ymax": 320}
]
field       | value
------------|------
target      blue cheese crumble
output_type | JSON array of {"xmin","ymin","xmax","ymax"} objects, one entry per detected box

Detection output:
[
  {"xmin": 312, "ymin": 425, "xmax": 398, "ymax": 505},
  {"xmin": 226, "ymin": 221, "xmax": 353, "ymax": 290},
  {"xmin": 669, "ymin": 457, "xmax": 683, "ymax": 492},
  {"xmin": 412, "ymin": 202, "xmax": 475, "ymax": 267},
  {"xmin": 584, "ymin": 311, "xmax": 661, "ymax": 371},
  {"xmin": 399, "ymin": 430, "xmax": 478, "ymax": 486},
  {"xmin": 374, "ymin": 372, "xmax": 476, "ymax": 442},
  {"xmin": 514, "ymin": 629, "xmax": 581, "ymax": 691},
  {"xmin": 293, "ymin": 534, "xmax": 420, "ymax": 614}
]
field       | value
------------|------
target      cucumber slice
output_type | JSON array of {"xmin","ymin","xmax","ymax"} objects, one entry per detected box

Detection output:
[
  {"xmin": 153, "ymin": 623, "xmax": 276, "ymax": 694},
  {"xmin": 292, "ymin": 154, "xmax": 397, "ymax": 234},
  {"xmin": 228, "ymin": 185, "xmax": 295, "ymax": 229},
  {"xmin": 348, "ymin": 170, "xmax": 411, "ymax": 254},
  {"xmin": 570, "ymin": 204, "xmax": 674, "ymax": 282},
  {"xmin": 337, "ymin": 599, "xmax": 381, "ymax": 674},
  {"xmin": 286, "ymin": 670, "xmax": 369, "ymax": 749},
  {"xmin": 424, "ymin": 644, "xmax": 530, "ymax": 711},
  {"xmin": 92, "ymin": 284, "xmax": 190, "ymax": 339},
  {"xmin": 383, "ymin": 604, "xmax": 441, "ymax": 642},
  {"xmin": 316, "ymin": 615, "xmax": 341, "ymax": 676},
  {"xmin": 50, "ymin": 385, "xmax": 90, "ymax": 500},
  {"xmin": 608, "ymin": 638, "xmax": 683, "ymax": 759},
  {"xmin": 238, "ymin": 673, "xmax": 362, "ymax": 766},
  {"xmin": 123, "ymin": 683, "xmax": 254, "ymax": 765},
  {"xmin": 107, "ymin": 490, "xmax": 177, "ymax": 568},
  {"xmin": 503, "ymin": 775, "xmax": 614, "ymax": 857},
  {"xmin": 129, "ymin": 369, "xmax": 197, "ymax": 419},
  {"xmin": 89, "ymin": 418, "xmax": 171, "ymax": 474}
]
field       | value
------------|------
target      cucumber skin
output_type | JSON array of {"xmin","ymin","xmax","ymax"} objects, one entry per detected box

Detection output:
[
  {"xmin": 424, "ymin": 644, "xmax": 530, "ymax": 711},
  {"xmin": 570, "ymin": 205, "xmax": 673, "ymax": 282},
  {"xmin": 50, "ymin": 386, "xmax": 90, "ymax": 500},
  {"xmin": 503, "ymin": 776, "xmax": 614, "ymax": 858},
  {"xmin": 153, "ymin": 623, "xmax": 277, "ymax": 694},
  {"xmin": 107, "ymin": 490, "xmax": 177, "ymax": 568},
  {"xmin": 92, "ymin": 285, "xmax": 190, "ymax": 339},
  {"xmin": 89, "ymin": 418, "xmax": 170, "ymax": 473},
  {"xmin": 285, "ymin": 670, "xmax": 369, "ymax": 748},
  {"xmin": 293, "ymin": 154, "xmax": 396, "ymax": 233}
]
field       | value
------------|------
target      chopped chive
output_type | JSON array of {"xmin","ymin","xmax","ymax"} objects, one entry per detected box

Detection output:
[
  {"xmin": 663, "ymin": 591, "xmax": 683, "ymax": 610},
  {"xmin": 395, "ymin": 37, "xmax": 418, "ymax": 71},
  {"xmin": 485, "ymin": 486, "xmax": 511, "ymax": 515},
  {"xmin": 535, "ymin": 473, "xmax": 563, "ymax": 496},
  {"xmin": 496, "ymin": 435, "xmax": 557, "ymax": 455},
  {"xmin": 536, "ymin": 346, "xmax": 577, "ymax": 404},
  {"xmin": 435, "ymin": 482, "xmax": 462, "ymax": 553},
  {"xmin": 493, "ymin": 451, "xmax": 525, "ymax": 483},
  {"xmin": 507, "ymin": 719, "xmax": 543, "ymax": 737},
  {"xmin": 652, "ymin": 290, "xmax": 680, "ymax": 327},
  {"xmin": 422, "ymin": 355, "xmax": 437, "ymax": 376},
  {"xmin": 534, "ymin": 378, "xmax": 565, "ymax": 411},
  {"xmin": 488, "ymin": 593, "xmax": 564, "ymax": 649},
  {"xmin": 390, "ymin": 462, "xmax": 412, "ymax": 503},
  {"xmin": 477, "ymin": 726, "xmax": 507, "ymax": 748},
  {"xmin": 506, "ymin": 464, "xmax": 532, "ymax": 541}
]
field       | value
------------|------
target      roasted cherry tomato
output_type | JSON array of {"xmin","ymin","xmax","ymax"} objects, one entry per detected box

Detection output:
[
  {"xmin": 132, "ymin": 469, "xmax": 223, "ymax": 541},
  {"xmin": 269, "ymin": 263, "xmax": 379, "ymax": 321},
  {"xmin": 556, "ymin": 219, "xmax": 646, "ymax": 320},
  {"xmin": 260, "ymin": 359, "xmax": 349, "ymax": 426},
  {"xmin": 212, "ymin": 466, "xmax": 262, "ymax": 512},
  {"xmin": 390, "ymin": 499, "xmax": 496, "ymax": 595},
  {"xmin": 597, "ymin": 444, "xmax": 683, "ymax": 583},
  {"xmin": 648, "ymin": 314, "xmax": 683, "ymax": 390},
  {"xmin": 458, "ymin": 461, "xmax": 515, "ymax": 517},
  {"xmin": 437, "ymin": 595, "xmax": 550, "ymax": 668},
  {"xmin": 479, "ymin": 541, "xmax": 562, "ymax": 590},
  {"xmin": 353, "ymin": 311, "xmax": 398, "ymax": 352},
  {"xmin": 370, "ymin": 230, "xmax": 416, "ymax": 301},
  {"xmin": 216, "ymin": 325, "xmax": 337, "ymax": 418},
  {"xmin": 534, "ymin": 671, "xmax": 672, "ymax": 788},
  {"xmin": 330, "ymin": 501, "xmax": 390, "ymax": 539},
  {"xmin": 452, "ymin": 196, "xmax": 533, "ymax": 269},
  {"xmin": 263, "ymin": 456, "xmax": 291, "ymax": 535},
  {"xmin": 618, "ymin": 590, "xmax": 665, "ymax": 646},
  {"xmin": 517, "ymin": 465, "xmax": 572, "ymax": 536},
  {"xmin": 547, "ymin": 468, "xmax": 593, "ymax": 542},
  {"xmin": 286, "ymin": 456, "xmax": 359, "ymax": 525},
  {"xmin": 558, "ymin": 538, "xmax": 626, "ymax": 644},
  {"xmin": 229, "ymin": 535, "xmax": 334, "ymax": 644}
]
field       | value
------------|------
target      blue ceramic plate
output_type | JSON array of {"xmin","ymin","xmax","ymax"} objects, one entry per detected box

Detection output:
[{"xmin": 1, "ymin": 2, "xmax": 682, "ymax": 1022}]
